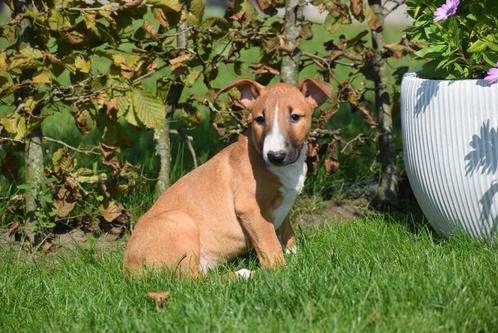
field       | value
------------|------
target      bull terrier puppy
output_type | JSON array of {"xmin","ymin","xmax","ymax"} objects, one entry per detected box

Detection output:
[{"xmin": 124, "ymin": 78, "xmax": 331, "ymax": 278}]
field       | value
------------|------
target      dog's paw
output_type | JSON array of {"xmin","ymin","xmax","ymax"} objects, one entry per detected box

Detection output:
[
  {"xmin": 285, "ymin": 246, "xmax": 298, "ymax": 254},
  {"xmin": 235, "ymin": 268, "xmax": 254, "ymax": 280}
]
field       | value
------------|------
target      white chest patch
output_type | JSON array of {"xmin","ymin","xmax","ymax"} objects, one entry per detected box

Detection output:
[{"xmin": 267, "ymin": 145, "xmax": 308, "ymax": 230}]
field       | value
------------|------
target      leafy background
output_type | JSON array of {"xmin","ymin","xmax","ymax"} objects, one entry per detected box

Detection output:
[{"xmin": 0, "ymin": 0, "xmax": 418, "ymax": 245}]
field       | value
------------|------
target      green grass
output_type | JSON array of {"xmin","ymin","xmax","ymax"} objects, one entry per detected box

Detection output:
[{"xmin": 1, "ymin": 216, "xmax": 497, "ymax": 332}]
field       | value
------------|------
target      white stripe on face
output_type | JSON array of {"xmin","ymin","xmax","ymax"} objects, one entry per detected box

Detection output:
[{"xmin": 263, "ymin": 105, "xmax": 287, "ymax": 163}]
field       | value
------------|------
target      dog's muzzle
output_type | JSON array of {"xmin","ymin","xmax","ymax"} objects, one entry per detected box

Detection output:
[{"xmin": 266, "ymin": 145, "xmax": 302, "ymax": 166}]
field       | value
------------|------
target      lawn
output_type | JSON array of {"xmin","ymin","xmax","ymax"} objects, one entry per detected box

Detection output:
[{"xmin": 1, "ymin": 214, "xmax": 497, "ymax": 333}]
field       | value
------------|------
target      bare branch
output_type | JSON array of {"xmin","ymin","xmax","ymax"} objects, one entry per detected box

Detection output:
[
  {"xmin": 0, "ymin": 137, "xmax": 24, "ymax": 144},
  {"xmin": 43, "ymin": 137, "xmax": 100, "ymax": 156},
  {"xmin": 169, "ymin": 129, "xmax": 198, "ymax": 168},
  {"xmin": 309, "ymin": 128, "xmax": 342, "ymax": 139}
]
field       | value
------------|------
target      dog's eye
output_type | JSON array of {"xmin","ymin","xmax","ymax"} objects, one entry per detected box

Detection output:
[
  {"xmin": 254, "ymin": 115, "xmax": 265, "ymax": 125},
  {"xmin": 290, "ymin": 114, "xmax": 302, "ymax": 123}
]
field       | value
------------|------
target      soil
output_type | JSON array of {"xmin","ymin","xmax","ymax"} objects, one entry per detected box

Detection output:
[{"xmin": 293, "ymin": 198, "xmax": 369, "ymax": 227}]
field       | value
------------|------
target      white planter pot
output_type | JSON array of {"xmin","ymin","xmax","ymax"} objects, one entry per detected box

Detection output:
[{"xmin": 401, "ymin": 72, "xmax": 498, "ymax": 240}]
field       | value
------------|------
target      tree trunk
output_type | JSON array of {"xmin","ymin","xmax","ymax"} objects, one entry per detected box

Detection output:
[
  {"xmin": 280, "ymin": 0, "xmax": 304, "ymax": 85},
  {"xmin": 24, "ymin": 128, "xmax": 44, "ymax": 242},
  {"xmin": 154, "ymin": 19, "xmax": 188, "ymax": 196},
  {"xmin": 14, "ymin": 0, "xmax": 45, "ymax": 243},
  {"xmin": 369, "ymin": 0, "xmax": 398, "ymax": 207}
]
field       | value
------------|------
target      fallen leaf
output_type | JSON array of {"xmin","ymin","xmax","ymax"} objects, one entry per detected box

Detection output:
[
  {"xmin": 147, "ymin": 291, "xmax": 170, "ymax": 308},
  {"xmin": 324, "ymin": 158, "xmax": 339, "ymax": 174},
  {"xmin": 5, "ymin": 221, "xmax": 19, "ymax": 235},
  {"xmin": 40, "ymin": 241, "xmax": 53, "ymax": 253},
  {"xmin": 99, "ymin": 200, "xmax": 123, "ymax": 222}
]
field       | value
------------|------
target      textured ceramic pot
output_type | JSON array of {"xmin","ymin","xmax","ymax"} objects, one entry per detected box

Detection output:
[{"xmin": 401, "ymin": 72, "xmax": 498, "ymax": 240}]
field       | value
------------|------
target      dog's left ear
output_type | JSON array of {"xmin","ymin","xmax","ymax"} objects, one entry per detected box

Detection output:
[{"xmin": 299, "ymin": 79, "xmax": 332, "ymax": 108}]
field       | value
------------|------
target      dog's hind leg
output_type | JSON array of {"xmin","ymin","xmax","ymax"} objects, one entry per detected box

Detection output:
[
  {"xmin": 124, "ymin": 210, "xmax": 201, "ymax": 278},
  {"xmin": 278, "ymin": 217, "xmax": 297, "ymax": 254}
]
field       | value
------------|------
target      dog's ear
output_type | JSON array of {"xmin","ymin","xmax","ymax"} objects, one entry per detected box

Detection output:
[
  {"xmin": 216, "ymin": 79, "xmax": 265, "ymax": 109},
  {"xmin": 299, "ymin": 79, "xmax": 332, "ymax": 108}
]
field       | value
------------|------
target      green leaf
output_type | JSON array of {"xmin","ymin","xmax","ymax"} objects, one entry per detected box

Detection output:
[
  {"xmin": 75, "ymin": 56, "xmax": 91, "ymax": 73},
  {"xmin": 323, "ymin": 13, "xmax": 340, "ymax": 33},
  {"xmin": 17, "ymin": 183, "xmax": 32, "ymax": 190},
  {"xmin": 83, "ymin": 12, "xmax": 96, "ymax": 29},
  {"xmin": 184, "ymin": 70, "xmax": 200, "ymax": 87},
  {"xmin": 48, "ymin": 9, "xmax": 70, "ymax": 30},
  {"xmin": 301, "ymin": 21, "xmax": 313, "ymax": 40},
  {"xmin": 125, "ymin": 103, "xmax": 140, "ymax": 127},
  {"xmin": 20, "ymin": 47, "xmax": 43, "ymax": 60},
  {"xmin": 484, "ymin": 36, "xmax": 498, "ymax": 52},
  {"xmin": 112, "ymin": 54, "xmax": 126, "ymax": 65},
  {"xmin": 482, "ymin": 53, "xmax": 497, "ymax": 67},
  {"xmin": 9, "ymin": 48, "xmax": 43, "ymax": 70},
  {"xmin": 467, "ymin": 40, "xmax": 487, "ymax": 53},
  {"xmin": 9, "ymin": 58, "xmax": 37, "ymax": 70},
  {"xmin": 0, "ymin": 114, "xmax": 26, "ymax": 140},
  {"xmin": 241, "ymin": 0, "xmax": 257, "ymax": 20},
  {"xmin": 0, "ymin": 71, "xmax": 13, "ymax": 95},
  {"xmin": 147, "ymin": 0, "xmax": 182, "ymax": 12},
  {"xmin": 414, "ymin": 43, "xmax": 447, "ymax": 58},
  {"xmin": 466, "ymin": 13, "xmax": 477, "ymax": 22},
  {"xmin": 413, "ymin": 6, "xmax": 421, "ymax": 18},
  {"xmin": 189, "ymin": 0, "xmax": 205, "ymax": 21},
  {"xmin": 117, "ymin": 94, "xmax": 131, "ymax": 118},
  {"xmin": 32, "ymin": 69, "xmax": 52, "ymax": 84},
  {"xmin": 131, "ymin": 89, "xmax": 165, "ymax": 129}
]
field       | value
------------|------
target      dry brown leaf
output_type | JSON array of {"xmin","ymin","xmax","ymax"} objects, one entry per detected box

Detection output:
[
  {"xmin": 254, "ymin": 0, "xmax": 271, "ymax": 11},
  {"xmin": 75, "ymin": 109, "xmax": 94, "ymax": 134},
  {"xmin": 5, "ymin": 221, "xmax": 19, "ymax": 235},
  {"xmin": 249, "ymin": 64, "xmax": 279, "ymax": 75},
  {"xmin": 357, "ymin": 105, "xmax": 377, "ymax": 128},
  {"xmin": 40, "ymin": 241, "xmax": 53, "ymax": 253},
  {"xmin": 324, "ymin": 158, "xmax": 339, "ymax": 174},
  {"xmin": 351, "ymin": 0, "xmax": 362, "ymax": 16},
  {"xmin": 53, "ymin": 197, "xmax": 76, "ymax": 218},
  {"xmin": 98, "ymin": 143, "xmax": 121, "ymax": 159},
  {"xmin": 143, "ymin": 21, "xmax": 159, "ymax": 41},
  {"xmin": 147, "ymin": 291, "xmax": 170, "ymax": 308},
  {"xmin": 106, "ymin": 98, "xmax": 118, "ymax": 112},
  {"xmin": 153, "ymin": 8, "xmax": 169, "ymax": 28},
  {"xmin": 169, "ymin": 53, "xmax": 190, "ymax": 70},
  {"xmin": 99, "ymin": 201, "xmax": 123, "ymax": 222},
  {"xmin": 63, "ymin": 32, "xmax": 85, "ymax": 45}
]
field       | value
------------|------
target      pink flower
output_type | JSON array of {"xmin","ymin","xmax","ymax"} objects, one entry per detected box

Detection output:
[
  {"xmin": 485, "ymin": 63, "xmax": 498, "ymax": 84},
  {"xmin": 433, "ymin": 0, "xmax": 460, "ymax": 22}
]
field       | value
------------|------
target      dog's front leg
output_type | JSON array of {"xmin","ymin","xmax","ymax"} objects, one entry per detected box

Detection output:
[{"xmin": 236, "ymin": 201, "xmax": 285, "ymax": 270}]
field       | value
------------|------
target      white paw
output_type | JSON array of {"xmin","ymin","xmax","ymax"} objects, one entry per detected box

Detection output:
[
  {"xmin": 285, "ymin": 246, "xmax": 298, "ymax": 254},
  {"xmin": 235, "ymin": 268, "xmax": 254, "ymax": 280}
]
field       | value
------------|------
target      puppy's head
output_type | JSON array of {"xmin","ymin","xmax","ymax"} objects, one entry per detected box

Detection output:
[{"xmin": 218, "ymin": 79, "xmax": 331, "ymax": 166}]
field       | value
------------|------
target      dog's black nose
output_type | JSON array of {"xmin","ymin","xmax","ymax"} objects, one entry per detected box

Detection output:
[{"xmin": 267, "ymin": 150, "xmax": 286, "ymax": 164}]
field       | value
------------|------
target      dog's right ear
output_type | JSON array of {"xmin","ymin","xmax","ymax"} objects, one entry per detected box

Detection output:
[{"xmin": 216, "ymin": 79, "xmax": 265, "ymax": 109}]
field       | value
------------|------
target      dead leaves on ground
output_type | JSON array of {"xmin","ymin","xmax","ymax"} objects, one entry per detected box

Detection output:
[{"xmin": 147, "ymin": 291, "xmax": 170, "ymax": 308}]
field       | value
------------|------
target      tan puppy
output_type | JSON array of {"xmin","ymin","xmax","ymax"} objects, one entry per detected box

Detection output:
[{"xmin": 124, "ymin": 79, "xmax": 331, "ymax": 278}]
